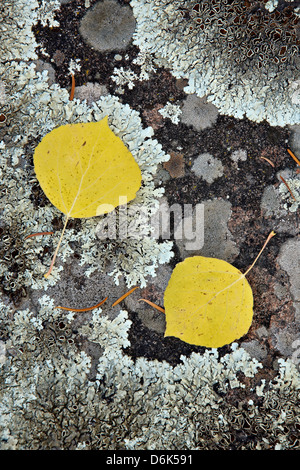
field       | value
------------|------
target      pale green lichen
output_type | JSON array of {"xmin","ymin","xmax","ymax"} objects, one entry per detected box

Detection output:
[
  {"xmin": 158, "ymin": 102, "xmax": 182, "ymax": 124},
  {"xmin": 130, "ymin": 0, "xmax": 300, "ymax": 126},
  {"xmin": 111, "ymin": 66, "xmax": 139, "ymax": 92},
  {"xmin": 1, "ymin": 297, "xmax": 299, "ymax": 450}
]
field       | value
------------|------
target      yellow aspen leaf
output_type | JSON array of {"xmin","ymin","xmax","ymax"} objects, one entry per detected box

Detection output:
[
  {"xmin": 164, "ymin": 256, "xmax": 253, "ymax": 348},
  {"xmin": 164, "ymin": 231, "xmax": 275, "ymax": 348},
  {"xmin": 33, "ymin": 116, "xmax": 142, "ymax": 277},
  {"xmin": 34, "ymin": 116, "xmax": 142, "ymax": 218}
]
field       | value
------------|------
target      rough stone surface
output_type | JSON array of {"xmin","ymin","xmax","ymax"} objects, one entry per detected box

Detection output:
[{"xmin": 1, "ymin": 0, "xmax": 300, "ymax": 451}]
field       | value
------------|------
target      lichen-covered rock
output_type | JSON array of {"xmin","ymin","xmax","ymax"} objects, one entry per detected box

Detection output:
[
  {"xmin": 1, "ymin": 297, "xmax": 300, "ymax": 450},
  {"xmin": 0, "ymin": 0, "xmax": 173, "ymax": 296},
  {"xmin": 278, "ymin": 170, "xmax": 300, "ymax": 213},
  {"xmin": 1, "ymin": 0, "xmax": 300, "ymax": 452},
  {"xmin": 130, "ymin": 0, "xmax": 300, "ymax": 126},
  {"xmin": 278, "ymin": 237, "xmax": 300, "ymax": 322}
]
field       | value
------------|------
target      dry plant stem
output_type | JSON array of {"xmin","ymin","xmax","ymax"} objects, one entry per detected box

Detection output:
[{"xmin": 44, "ymin": 215, "xmax": 69, "ymax": 278}]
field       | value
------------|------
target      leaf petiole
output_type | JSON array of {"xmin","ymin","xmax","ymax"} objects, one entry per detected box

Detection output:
[
  {"xmin": 44, "ymin": 215, "xmax": 69, "ymax": 278},
  {"xmin": 243, "ymin": 231, "xmax": 276, "ymax": 277}
]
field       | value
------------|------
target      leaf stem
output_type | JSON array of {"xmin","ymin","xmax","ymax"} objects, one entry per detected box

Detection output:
[
  {"xmin": 243, "ymin": 231, "xmax": 276, "ymax": 277},
  {"xmin": 44, "ymin": 215, "xmax": 69, "ymax": 278}
]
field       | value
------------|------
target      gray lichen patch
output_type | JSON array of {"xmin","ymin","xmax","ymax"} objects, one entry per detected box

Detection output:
[
  {"xmin": 180, "ymin": 94, "xmax": 219, "ymax": 131},
  {"xmin": 277, "ymin": 238, "xmax": 300, "ymax": 317},
  {"xmin": 288, "ymin": 124, "xmax": 300, "ymax": 156},
  {"xmin": 124, "ymin": 264, "xmax": 172, "ymax": 334},
  {"xmin": 271, "ymin": 324, "xmax": 300, "ymax": 357},
  {"xmin": 191, "ymin": 153, "xmax": 224, "ymax": 184},
  {"xmin": 261, "ymin": 185, "xmax": 288, "ymax": 218},
  {"xmin": 175, "ymin": 198, "xmax": 239, "ymax": 262},
  {"xmin": 73, "ymin": 82, "xmax": 109, "ymax": 105},
  {"xmin": 79, "ymin": 0, "xmax": 136, "ymax": 52},
  {"xmin": 240, "ymin": 339, "xmax": 268, "ymax": 362},
  {"xmin": 278, "ymin": 169, "xmax": 300, "ymax": 213},
  {"xmin": 260, "ymin": 179, "xmax": 299, "ymax": 236}
]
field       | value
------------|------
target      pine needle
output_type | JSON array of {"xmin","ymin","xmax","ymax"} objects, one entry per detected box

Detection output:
[
  {"xmin": 279, "ymin": 175, "xmax": 297, "ymax": 202},
  {"xmin": 260, "ymin": 156, "xmax": 275, "ymax": 168},
  {"xmin": 138, "ymin": 298, "xmax": 165, "ymax": 314},
  {"xmin": 24, "ymin": 231, "xmax": 54, "ymax": 240},
  {"xmin": 69, "ymin": 74, "xmax": 75, "ymax": 101},
  {"xmin": 112, "ymin": 286, "xmax": 139, "ymax": 307},
  {"xmin": 55, "ymin": 296, "xmax": 108, "ymax": 312},
  {"xmin": 287, "ymin": 148, "xmax": 300, "ymax": 168}
]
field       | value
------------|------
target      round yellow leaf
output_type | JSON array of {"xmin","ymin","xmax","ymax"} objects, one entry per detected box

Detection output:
[
  {"xmin": 164, "ymin": 256, "xmax": 254, "ymax": 348},
  {"xmin": 33, "ymin": 117, "xmax": 142, "ymax": 218}
]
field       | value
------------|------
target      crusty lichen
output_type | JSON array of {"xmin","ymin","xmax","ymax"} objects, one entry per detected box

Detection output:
[
  {"xmin": 1, "ymin": 297, "xmax": 299, "ymax": 450},
  {"xmin": 130, "ymin": 0, "xmax": 300, "ymax": 126},
  {"xmin": 1, "ymin": 0, "xmax": 300, "ymax": 451}
]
